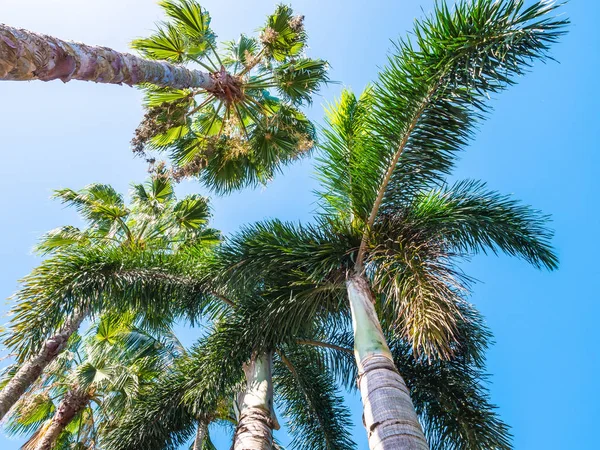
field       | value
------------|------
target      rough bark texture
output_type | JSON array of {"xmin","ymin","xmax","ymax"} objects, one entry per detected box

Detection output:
[
  {"xmin": 193, "ymin": 421, "xmax": 208, "ymax": 450},
  {"xmin": 0, "ymin": 310, "xmax": 86, "ymax": 420},
  {"xmin": 232, "ymin": 352, "xmax": 279, "ymax": 450},
  {"xmin": 0, "ymin": 24, "xmax": 215, "ymax": 89},
  {"xmin": 347, "ymin": 274, "xmax": 429, "ymax": 450},
  {"xmin": 34, "ymin": 388, "xmax": 90, "ymax": 450}
]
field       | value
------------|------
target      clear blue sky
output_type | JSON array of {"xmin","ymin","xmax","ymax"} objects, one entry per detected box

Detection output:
[{"xmin": 0, "ymin": 0, "xmax": 598, "ymax": 448}]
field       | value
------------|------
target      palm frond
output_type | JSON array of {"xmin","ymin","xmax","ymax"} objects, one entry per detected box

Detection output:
[
  {"xmin": 315, "ymin": 88, "xmax": 383, "ymax": 223},
  {"xmin": 274, "ymin": 346, "xmax": 355, "ymax": 450},
  {"xmin": 132, "ymin": 22, "xmax": 187, "ymax": 63},
  {"xmin": 389, "ymin": 324, "xmax": 512, "ymax": 450},
  {"xmin": 373, "ymin": 0, "xmax": 567, "ymax": 207},
  {"xmin": 260, "ymin": 5, "xmax": 307, "ymax": 62},
  {"xmin": 3, "ymin": 246, "xmax": 215, "ymax": 361},
  {"xmin": 34, "ymin": 226, "xmax": 92, "ymax": 255},
  {"xmin": 399, "ymin": 180, "xmax": 558, "ymax": 270},
  {"xmin": 274, "ymin": 58, "xmax": 329, "ymax": 105}
]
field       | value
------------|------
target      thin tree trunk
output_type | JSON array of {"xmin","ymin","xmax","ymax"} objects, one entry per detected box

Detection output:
[
  {"xmin": 34, "ymin": 388, "xmax": 90, "ymax": 450},
  {"xmin": 193, "ymin": 420, "xmax": 208, "ymax": 450},
  {"xmin": 0, "ymin": 24, "xmax": 215, "ymax": 89},
  {"xmin": 0, "ymin": 309, "xmax": 86, "ymax": 420},
  {"xmin": 347, "ymin": 273, "xmax": 429, "ymax": 450},
  {"xmin": 232, "ymin": 352, "xmax": 279, "ymax": 450}
]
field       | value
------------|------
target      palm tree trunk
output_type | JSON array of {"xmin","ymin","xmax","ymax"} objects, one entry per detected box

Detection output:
[
  {"xmin": 193, "ymin": 420, "xmax": 208, "ymax": 450},
  {"xmin": 33, "ymin": 388, "xmax": 90, "ymax": 450},
  {"xmin": 347, "ymin": 273, "xmax": 429, "ymax": 450},
  {"xmin": 232, "ymin": 352, "xmax": 279, "ymax": 450},
  {"xmin": 0, "ymin": 309, "xmax": 86, "ymax": 420},
  {"xmin": 0, "ymin": 24, "xmax": 215, "ymax": 89}
]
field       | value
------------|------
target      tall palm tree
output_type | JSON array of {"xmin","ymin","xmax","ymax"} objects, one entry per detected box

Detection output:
[
  {"xmin": 100, "ymin": 278, "xmax": 356, "ymax": 450},
  {"xmin": 0, "ymin": 171, "xmax": 218, "ymax": 419},
  {"xmin": 93, "ymin": 240, "xmax": 511, "ymax": 450},
  {"xmin": 0, "ymin": 1, "xmax": 328, "ymax": 192},
  {"xmin": 215, "ymin": 1, "xmax": 567, "ymax": 448},
  {"xmin": 3, "ymin": 312, "xmax": 178, "ymax": 450},
  {"xmin": 101, "ymin": 269, "xmax": 509, "ymax": 450}
]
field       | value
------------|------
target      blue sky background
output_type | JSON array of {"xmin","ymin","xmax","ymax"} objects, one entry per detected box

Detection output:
[{"xmin": 0, "ymin": 0, "xmax": 598, "ymax": 448}]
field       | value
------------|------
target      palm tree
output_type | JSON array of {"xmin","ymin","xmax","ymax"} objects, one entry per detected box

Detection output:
[
  {"xmin": 214, "ymin": 1, "xmax": 567, "ymax": 448},
  {"xmin": 3, "ymin": 312, "xmax": 178, "ymax": 450},
  {"xmin": 100, "ymin": 279, "xmax": 356, "ymax": 450},
  {"xmin": 101, "ymin": 273, "xmax": 509, "ymax": 450},
  {"xmin": 0, "ymin": 171, "xmax": 218, "ymax": 419},
  {"xmin": 0, "ymin": 1, "xmax": 328, "ymax": 192}
]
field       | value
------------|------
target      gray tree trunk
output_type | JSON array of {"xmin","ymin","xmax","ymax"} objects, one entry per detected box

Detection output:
[
  {"xmin": 33, "ymin": 388, "xmax": 90, "ymax": 450},
  {"xmin": 0, "ymin": 309, "xmax": 86, "ymax": 420},
  {"xmin": 232, "ymin": 352, "xmax": 279, "ymax": 450},
  {"xmin": 0, "ymin": 24, "xmax": 215, "ymax": 89},
  {"xmin": 193, "ymin": 420, "xmax": 208, "ymax": 450},
  {"xmin": 347, "ymin": 273, "xmax": 429, "ymax": 450}
]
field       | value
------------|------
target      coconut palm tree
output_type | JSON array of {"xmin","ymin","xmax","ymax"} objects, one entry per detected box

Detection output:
[
  {"xmin": 2, "ymin": 312, "xmax": 179, "ymax": 450},
  {"xmin": 213, "ymin": 1, "xmax": 567, "ymax": 448},
  {"xmin": 0, "ymin": 1, "xmax": 328, "ymax": 192},
  {"xmin": 0, "ymin": 171, "xmax": 219, "ymax": 419}
]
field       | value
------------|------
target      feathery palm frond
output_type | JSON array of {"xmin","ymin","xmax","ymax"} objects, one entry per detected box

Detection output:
[
  {"xmin": 315, "ymin": 88, "xmax": 383, "ymax": 224},
  {"xmin": 373, "ymin": 0, "xmax": 568, "ymax": 210},
  {"xmin": 274, "ymin": 346, "xmax": 355, "ymax": 450},
  {"xmin": 397, "ymin": 180, "xmax": 558, "ymax": 270},
  {"xmin": 4, "ymin": 246, "xmax": 215, "ymax": 362}
]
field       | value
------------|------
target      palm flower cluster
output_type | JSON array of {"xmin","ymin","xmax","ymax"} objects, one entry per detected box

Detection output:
[{"xmin": 130, "ymin": 1, "xmax": 328, "ymax": 193}]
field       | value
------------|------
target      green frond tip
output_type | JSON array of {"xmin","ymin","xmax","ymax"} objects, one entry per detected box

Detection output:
[
  {"xmin": 132, "ymin": 22, "xmax": 188, "ymax": 63},
  {"xmin": 404, "ymin": 180, "xmax": 559, "ymax": 270},
  {"xmin": 261, "ymin": 4, "xmax": 307, "ymax": 61},
  {"xmin": 370, "ymin": 0, "xmax": 568, "ymax": 204}
]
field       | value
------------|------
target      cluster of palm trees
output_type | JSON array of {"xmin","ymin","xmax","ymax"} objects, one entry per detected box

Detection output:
[{"xmin": 0, "ymin": 0, "xmax": 567, "ymax": 449}]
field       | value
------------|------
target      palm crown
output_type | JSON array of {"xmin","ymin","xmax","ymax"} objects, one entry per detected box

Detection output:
[
  {"xmin": 38, "ymin": 170, "xmax": 219, "ymax": 254},
  {"xmin": 131, "ymin": 1, "xmax": 329, "ymax": 193},
  {"xmin": 3, "ymin": 313, "xmax": 178, "ymax": 449},
  {"xmin": 219, "ymin": 0, "xmax": 563, "ymax": 359},
  {"xmin": 4, "ymin": 172, "xmax": 219, "ymax": 362}
]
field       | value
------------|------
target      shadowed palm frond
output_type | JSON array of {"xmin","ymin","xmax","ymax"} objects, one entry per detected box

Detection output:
[{"xmin": 274, "ymin": 345, "xmax": 355, "ymax": 450}]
